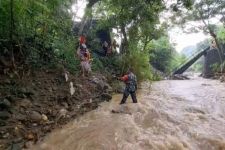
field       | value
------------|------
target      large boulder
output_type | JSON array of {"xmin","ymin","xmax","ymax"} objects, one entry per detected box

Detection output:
[
  {"xmin": 0, "ymin": 99, "xmax": 11, "ymax": 109},
  {"xmin": 29, "ymin": 111, "xmax": 42, "ymax": 122},
  {"xmin": 100, "ymin": 93, "xmax": 112, "ymax": 102},
  {"xmin": 19, "ymin": 87, "xmax": 35, "ymax": 96},
  {"xmin": 90, "ymin": 76, "xmax": 113, "ymax": 93},
  {"xmin": 170, "ymin": 74, "xmax": 189, "ymax": 80}
]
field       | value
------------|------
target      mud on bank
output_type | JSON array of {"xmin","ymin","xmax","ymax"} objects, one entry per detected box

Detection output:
[{"xmin": 0, "ymin": 69, "xmax": 113, "ymax": 149}]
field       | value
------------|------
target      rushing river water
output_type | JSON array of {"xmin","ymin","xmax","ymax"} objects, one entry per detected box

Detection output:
[{"xmin": 32, "ymin": 77, "xmax": 225, "ymax": 150}]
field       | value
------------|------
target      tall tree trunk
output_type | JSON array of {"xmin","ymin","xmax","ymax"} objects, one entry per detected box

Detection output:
[
  {"xmin": 199, "ymin": 8, "xmax": 224, "ymax": 72},
  {"xmin": 10, "ymin": 0, "xmax": 15, "ymax": 68},
  {"xmin": 209, "ymin": 29, "xmax": 224, "ymax": 72},
  {"xmin": 143, "ymin": 36, "xmax": 150, "ymax": 51},
  {"xmin": 78, "ymin": 15, "xmax": 88, "ymax": 35},
  {"xmin": 120, "ymin": 25, "xmax": 128, "ymax": 54},
  {"xmin": 78, "ymin": 0, "xmax": 100, "ymax": 35}
]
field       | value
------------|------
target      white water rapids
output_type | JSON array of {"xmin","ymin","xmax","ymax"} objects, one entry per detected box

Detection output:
[{"xmin": 31, "ymin": 77, "xmax": 225, "ymax": 150}]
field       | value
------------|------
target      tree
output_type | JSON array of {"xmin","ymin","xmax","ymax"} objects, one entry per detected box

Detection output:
[
  {"xmin": 93, "ymin": 0, "xmax": 165, "ymax": 53},
  {"xmin": 0, "ymin": 0, "xmax": 76, "ymax": 71},
  {"xmin": 147, "ymin": 36, "xmax": 175, "ymax": 73}
]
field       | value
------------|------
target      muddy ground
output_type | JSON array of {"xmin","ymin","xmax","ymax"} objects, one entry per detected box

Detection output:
[{"xmin": 0, "ymin": 69, "xmax": 113, "ymax": 150}]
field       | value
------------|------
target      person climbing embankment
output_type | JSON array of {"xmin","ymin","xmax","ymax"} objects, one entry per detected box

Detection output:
[{"xmin": 76, "ymin": 35, "xmax": 92, "ymax": 77}]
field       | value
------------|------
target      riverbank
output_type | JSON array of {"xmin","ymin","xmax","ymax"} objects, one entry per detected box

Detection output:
[{"xmin": 0, "ymin": 69, "xmax": 113, "ymax": 149}]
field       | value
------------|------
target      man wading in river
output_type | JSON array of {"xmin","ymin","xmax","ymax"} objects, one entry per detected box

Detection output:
[{"xmin": 118, "ymin": 68, "xmax": 138, "ymax": 104}]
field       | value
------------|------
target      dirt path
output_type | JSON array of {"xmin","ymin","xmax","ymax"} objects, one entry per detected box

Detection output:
[{"xmin": 32, "ymin": 77, "xmax": 225, "ymax": 150}]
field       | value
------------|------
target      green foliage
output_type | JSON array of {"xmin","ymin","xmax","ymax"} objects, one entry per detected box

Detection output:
[
  {"xmin": 211, "ymin": 63, "xmax": 221, "ymax": 73},
  {"xmin": 170, "ymin": 53, "xmax": 187, "ymax": 73},
  {"xmin": 147, "ymin": 36, "xmax": 175, "ymax": 73},
  {"xmin": 191, "ymin": 60, "xmax": 204, "ymax": 72},
  {"xmin": 91, "ymin": 57, "xmax": 105, "ymax": 72},
  {"xmin": 91, "ymin": 49, "xmax": 152, "ymax": 81},
  {"xmin": 87, "ymin": 0, "xmax": 168, "ymax": 81},
  {"xmin": 1, "ymin": 0, "xmax": 199, "ymax": 82},
  {"xmin": 0, "ymin": 0, "xmax": 78, "ymax": 71},
  {"xmin": 95, "ymin": 0, "xmax": 165, "ymax": 52},
  {"xmin": 217, "ymin": 26, "xmax": 225, "ymax": 44},
  {"xmin": 122, "ymin": 49, "xmax": 152, "ymax": 81}
]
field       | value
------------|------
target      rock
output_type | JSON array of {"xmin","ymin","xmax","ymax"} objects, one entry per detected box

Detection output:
[
  {"xmin": 29, "ymin": 111, "xmax": 42, "ymax": 122},
  {"xmin": 0, "ymin": 120, "xmax": 6, "ymax": 126},
  {"xmin": 42, "ymin": 125, "xmax": 52, "ymax": 132},
  {"xmin": 4, "ymin": 79, "xmax": 11, "ymax": 84},
  {"xmin": 2, "ymin": 132, "xmax": 10, "ymax": 138},
  {"xmin": 20, "ymin": 88, "xmax": 34, "ymax": 96},
  {"xmin": 59, "ymin": 108, "xmax": 67, "ymax": 117},
  {"xmin": 70, "ymin": 82, "xmax": 75, "ymax": 96},
  {"xmin": 91, "ymin": 77, "xmax": 106, "ymax": 90},
  {"xmin": 33, "ymin": 102, "xmax": 41, "ymax": 107},
  {"xmin": 48, "ymin": 87, "xmax": 53, "ymax": 93},
  {"xmin": 15, "ymin": 113, "xmax": 27, "ymax": 121},
  {"xmin": 103, "ymin": 83, "xmax": 112, "ymax": 90},
  {"xmin": 91, "ymin": 77, "xmax": 112, "ymax": 92},
  {"xmin": 20, "ymin": 87, "xmax": 27, "ymax": 94},
  {"xmin": 101, "ymin": 93, "xmax": 112, "ymax": 101},
  {"xmin": 76, "ymin": 84, "xmax": 83, "ymax": 89},
  {"xmin": 220, "ymin": 75, "xmax": 225, "ymax": 82},
  {"xmin": 170, "ymin": 74, "xmax": 190, "ymax": 80},
  {"xmin": 24, "ymin": 141, "xmax": 34, "ymax": 149},
  {"xmin": 32, "ymin": 123, "xmax": 38, "ymax": 127},
  {"xmin": 25, "ymin": 132, "xmax": 35, "ymax": 140},
  {"xmin": 106, "ymin": 86, "xmax": 113, "ymax": 94},
  {"xmin": 41, "ymin": 114, "xmax": 48, "ymax": 121},
  {"xmin": 0, "ymin": 99, "xmax": 11, "ymax": 109},
  {"xmin": 9, "ymin": 142, "xmax": 24, "ymax": 150},
  {"xmin": 0, "ymin": 111, "xmax": 11, "ymax": 120},
  {"xmin": 14, "ymin": 126, "xmax": 21, "ymax": 136},
  {"xmin": 52, "ymin": 87, "xmax": 57, "ymax": 91},
  {"xmin": 5, "ymin": 95, "xmax": 13, "ymax": 102},
  {"xmin": 13, "ymin": 137, "xmax": 23, "ymax": 143},
  {"xmin": 61, "ymin": 102, "xmax": 69, "ymax": 109},
  {"xmin": 111, "ymin": 109, "xmax": 132, "ymax": 115},
  {"xmin": 19, "ymin": 99, "xmax": 32, "ymax": 108}
]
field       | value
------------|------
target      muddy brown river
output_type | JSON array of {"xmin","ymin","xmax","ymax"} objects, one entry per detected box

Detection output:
[{"xmin": 32, "ymin": 77, "xmax": 225, "ymax": 150}]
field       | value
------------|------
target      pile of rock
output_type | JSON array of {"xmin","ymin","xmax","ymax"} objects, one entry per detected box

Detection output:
[
  {"xmin": 220, "ymin": 74, "xmax": 225, "ymax": 82},
  {"xmin": 0, "ymin": 70, "xmax": 113, "ymax": 149},
  {"xmin": 89, "ymin": 75, "xmax": 113, "ymax": 101},
  {"xmin": 169, "ymin": 74, "xmax": 190, "ymax": 80}
]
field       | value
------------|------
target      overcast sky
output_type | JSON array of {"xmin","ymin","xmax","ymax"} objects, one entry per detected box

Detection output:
[{"xmin": 168, "ymin": 28, "xmax": 209, "ymax": 52}]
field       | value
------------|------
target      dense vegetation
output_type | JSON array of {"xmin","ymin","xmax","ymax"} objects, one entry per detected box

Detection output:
[
  {"xmin": 0, "ymin": 0, "xmax": 78, "ymax": 74},
  {"xmin": 1, "ymin": 0, "xmax": 224, "ymax": 80}
]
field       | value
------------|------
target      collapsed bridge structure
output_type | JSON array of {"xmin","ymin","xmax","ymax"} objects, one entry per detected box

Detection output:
[{"xmin": 173, "ymin": 46, "xmax": 225, "ymax": 78}]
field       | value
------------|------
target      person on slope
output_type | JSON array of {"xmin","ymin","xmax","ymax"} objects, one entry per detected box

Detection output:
[
  {"xmin": 77, "ymin": 44, "xmax": 92, "ymax": 77},
  {"xmin": 79, "ymin": 34, "xmax": 86, "ymax": 45},
  {"xmin": 118, "ymin": 68, "xmax": 138, "ymax": 104},
  {"xmin": 102, "ymin": 41, "xmax": 109, "ymax": 56}
]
